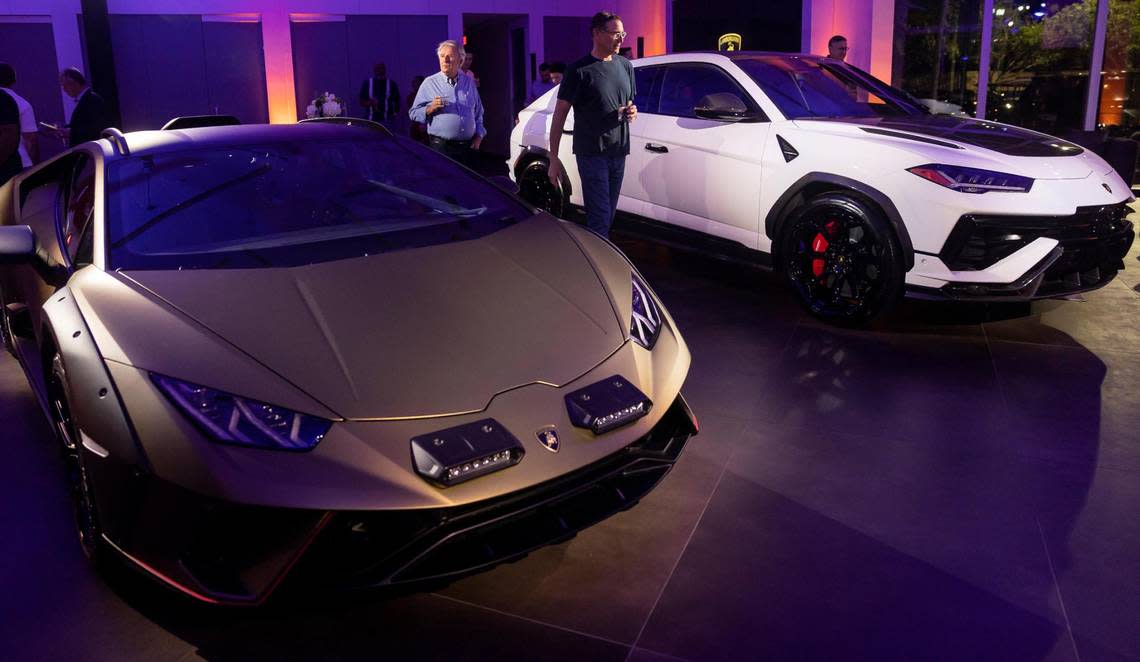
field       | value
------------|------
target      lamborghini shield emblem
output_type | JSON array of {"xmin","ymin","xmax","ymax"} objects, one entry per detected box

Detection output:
[
  {"xmin": 536, "ymin": 426, "xmax": 560, "ymax": 453},
  {"xmin": 718, "ymin": 33, "xmax": 742, "ymax": 51}
]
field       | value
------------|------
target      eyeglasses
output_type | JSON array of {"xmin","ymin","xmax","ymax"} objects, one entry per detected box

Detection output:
[{"xmin": 604, "ymin": 30, "xmax": 627, "ymax": 39}]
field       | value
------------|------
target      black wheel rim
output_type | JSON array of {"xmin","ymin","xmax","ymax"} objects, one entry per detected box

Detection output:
[
  {"xmin": 519, "ymin": 163, "xmax": 563, "ymax": 217},
  {"xmin": 49, "ymin": 357, "xmax": 99, "ymax": 558},
  {"xmin": 785, "ymin": 206, "xmax": 885, "ymax": 319}
]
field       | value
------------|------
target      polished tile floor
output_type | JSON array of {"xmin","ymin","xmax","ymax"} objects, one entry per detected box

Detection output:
[{"xmin": 1, "ymin": 219, "xmax": 1138, "ymax": 661}]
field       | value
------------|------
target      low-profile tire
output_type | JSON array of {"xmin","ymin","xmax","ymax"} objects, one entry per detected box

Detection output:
[
  {"xmin": 48, "ymin": 353, "xmax": 106, "ymax": 562},
  {"xmin": 777, "ymin": 192, "xmax": 905, "ymax": 325},
  {"xmin": 517, "ymin": 159, "xmax": 569, "ymax": 219}
]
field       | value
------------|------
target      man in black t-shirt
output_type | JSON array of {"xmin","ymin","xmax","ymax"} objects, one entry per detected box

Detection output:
[
  {"xmin": 0, "ymin": 87, "xmax": 23, "ymax": 186},
  {"xmin": 547, "ymin": 11, "xmax": 637, "ymax": 236}
]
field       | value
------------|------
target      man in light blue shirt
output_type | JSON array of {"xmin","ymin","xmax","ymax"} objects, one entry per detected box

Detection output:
[{"xmin": 409, "ymin": 40, "xmax": 485, "ymax": 169}]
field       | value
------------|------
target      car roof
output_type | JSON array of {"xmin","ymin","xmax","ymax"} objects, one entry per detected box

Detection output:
[
  {"xmin": 98, "ymin": 122, "xmax": 387, "ymax": 160},
  {"xmin": 632, "ymin": 51, "xmax": 828, "ymax": 67}
]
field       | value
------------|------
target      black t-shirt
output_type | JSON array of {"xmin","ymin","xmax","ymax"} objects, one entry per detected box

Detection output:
[
  {"xmin": 558, "ymin": 54, "xmax": 636, "ymax": 156},
  {"xmin": 0, "ymin": 89, "xmax": 22, "ymax": 185}
]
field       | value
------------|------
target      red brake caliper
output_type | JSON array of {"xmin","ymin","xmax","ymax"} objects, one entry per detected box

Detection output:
[{"xmin": 810, "ymin": 220, "xmax": 841, "ymax": 280}]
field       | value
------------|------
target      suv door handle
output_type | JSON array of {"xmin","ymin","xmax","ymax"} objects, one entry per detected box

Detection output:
[{"xmin": 645, "ymin": 143, "xmax": 669, "ymax": 153}]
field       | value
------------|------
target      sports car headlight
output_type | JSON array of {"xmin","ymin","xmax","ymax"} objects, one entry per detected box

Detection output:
[
  {"xmin": 151, "ymin": 374, "xmax": 332, "ymax": 451},
  {"xmin": 907, "ymin": 164, "xmax": 1034, "ymax": 194},
  {"xmin": 630, "ymin": 273, "xmax": 662, "ymax": 349}
]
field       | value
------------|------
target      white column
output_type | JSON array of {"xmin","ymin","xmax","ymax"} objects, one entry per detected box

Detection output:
[
  {"xmin": 976, "ymin": 0, "xmax": 993, "ymax": 120},
  {"xmin": 261, "ymin": 11, "xmax": 296, "ymax": 124},
  {"xmin": 1084, "ymin": 0, "xmax": 1110, "ymax": 131},
  {"xmin": 52, "ymin": 9, "xmax": 85, "ymax": 121}
]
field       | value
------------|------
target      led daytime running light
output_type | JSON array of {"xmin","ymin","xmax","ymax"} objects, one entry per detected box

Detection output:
[{"xmin": 907, "ymin": 163, "xmax": 1033, "ymax": 194}]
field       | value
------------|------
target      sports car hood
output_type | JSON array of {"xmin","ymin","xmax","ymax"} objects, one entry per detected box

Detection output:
[
  {"xmin": 122, "ymin": 216, "xmax": 626, "ymax": 420},
  {"xmin": 794, "ymin": 115, "xmax": 1097, "ymax": 179}
]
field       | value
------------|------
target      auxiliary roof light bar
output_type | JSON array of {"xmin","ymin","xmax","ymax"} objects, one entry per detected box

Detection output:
[
  {"xmin": 565, "ymin": 375, "xmax": 653, "ymax": 435},
  {"xmin": 411, "ymin": 419, "xmax": 524, "ymax": 487}
]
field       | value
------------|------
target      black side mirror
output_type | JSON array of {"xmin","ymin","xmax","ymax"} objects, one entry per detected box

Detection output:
[
  {"xmin": 693, "ymin": 93, "xmax": 759, "ymax": 122},
  {"xmin": 488, "ymin": 175, "xmax": 521, "ymax": 195},
  {"xmin": 0, "ymin": 225, "xmax": 68, "ymax": 286}
]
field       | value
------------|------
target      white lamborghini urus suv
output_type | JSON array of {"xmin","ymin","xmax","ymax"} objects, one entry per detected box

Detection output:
[{"xmin": 509, "ymin": 52, "xmax": 1136, "ymax": 323}]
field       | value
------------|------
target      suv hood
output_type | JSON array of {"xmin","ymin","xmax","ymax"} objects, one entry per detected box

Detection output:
[
  {"xmin": 123, "ymin": 216, "xmax": 625, "ymax": 420},
  {"xmin": 793, "ymin": 115, "xmax": 1097, "ymax": 179}
]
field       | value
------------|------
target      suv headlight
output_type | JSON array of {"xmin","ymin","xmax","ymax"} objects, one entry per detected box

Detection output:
[
  {"xmin": 152, "ymin": 374, "xmax": 333, "ymax": 451},
  {"xmin": 907, "ymin": 164, "xmax": 1034, "ymax": 193},
  {"xmin": 630, "ymin": 273, "xmax": 662, "ymax": 349}
]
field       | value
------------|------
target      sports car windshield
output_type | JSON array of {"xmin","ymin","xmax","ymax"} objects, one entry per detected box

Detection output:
[
  {"xmin": 733, "ymin": 56, "xmax": 926, "ymax": 119},
  {"xmin": 106, "ymin": 136, "xmax": 532, "ymax": 269}
]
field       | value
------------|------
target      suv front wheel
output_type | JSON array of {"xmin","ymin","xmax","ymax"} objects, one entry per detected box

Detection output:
[{"xmin": 778, "ymin": 192, "xmax": 905, "ymax": 325}]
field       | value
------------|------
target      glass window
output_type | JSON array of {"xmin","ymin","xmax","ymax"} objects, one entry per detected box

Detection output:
[
  {"xmin": 987, "ymin": 0, "xmax": 1099, "ymax": 133},
  {"xmin": 634, "ymin": 65, "xmax": 664, "ymax": 114},
  {"xmin": 657, "ymin": 63, "xmax": 756, "ymax": 118},
  {"xmin": 1097, "ymin": 0, "xmax": 1140, "ymax": 133},
  {"xmin": 61, "ymin": 155, "xmax": 96, "ymax": 265},
  {"xmin": 106, "ymin": 136, "xmax": 532, "ymax": 271},
  {"xmin": 734, "ymin": 56, "xmax": 922, "ymax": 119},
  {"xmin": 892, "ymin": 0, "xmax": 985, "ymax": 116}
]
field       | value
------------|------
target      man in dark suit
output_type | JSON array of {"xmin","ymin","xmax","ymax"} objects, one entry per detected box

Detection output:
[{"xmin": 58, "ymin": 68, "xmax": 110, "ymax": 147}]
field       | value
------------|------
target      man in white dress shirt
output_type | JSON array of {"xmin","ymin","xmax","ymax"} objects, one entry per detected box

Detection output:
[{"xmin": 0, "ymin": 63, "xmax": 39, "ymax": 168}]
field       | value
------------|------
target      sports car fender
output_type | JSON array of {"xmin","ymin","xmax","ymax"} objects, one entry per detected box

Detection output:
[{"xmin": 42, "ymin": 285, "xmax": 146, "ymax": 467}]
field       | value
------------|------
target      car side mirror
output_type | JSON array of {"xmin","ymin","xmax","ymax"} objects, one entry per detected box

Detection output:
[
  {"xmin": 0, "ymin": 225, "xmax": 38, "ymax": 262},
  {"xmin": 488, "ymin": 175, "xmax": 521, "ymax": 195},
  {"xmin": 0, "ymin": 225, "xmax": 68, "ymax": 286},
  {"xmin": 693, "ymin": 93, "xmax": 759, "ymax": 122}
]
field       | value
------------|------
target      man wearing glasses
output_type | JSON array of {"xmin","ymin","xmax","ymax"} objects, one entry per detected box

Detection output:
[{"xmin": 547, "ymin": 11, "xmax": 637, "ymax": 237}]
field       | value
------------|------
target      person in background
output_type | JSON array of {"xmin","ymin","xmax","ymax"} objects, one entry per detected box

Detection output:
[
  {"xmin": 549, "ymin": 62, "xmax": 566, "ymax": 85},
  {"xmin": 51, "ymin": 68, "xmax": 110, "ymax": 147},
  {"xmin": 0, "ymin": 85, "xmax": 21, "ymax": 186},
  {"xmin": 359, "ymin": 62, "xmax": 400, "ymax": 131},
  {"xmin": 528, "ymin": 62, "xmax": 556, "ymax": 104},
  {"xmin": 827, "ymin": 35, "xmax": 848, "ymax": 61},
  {"xmin": 546, "ymin": 11, "xmax": 636, "ymax": 237},
  {"xmin": 0, "ymin": 63, "xmax": 39, "ymax": 168},
  {"xmin": 461, "ymin": 50, "xmax": 479, "ymax": 88},
  {"xmin": 407, "ymin": 75, "xmax": 428, "ymax": 143},
  {"xmin": 409, "ymin": 40, "xmax": 486, "ymax": 169}
]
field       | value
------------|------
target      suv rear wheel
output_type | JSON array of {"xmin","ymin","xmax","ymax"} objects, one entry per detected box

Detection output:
[{"xmin": 778, "ymin": 192, "xmax": 904, "ymax": 325}]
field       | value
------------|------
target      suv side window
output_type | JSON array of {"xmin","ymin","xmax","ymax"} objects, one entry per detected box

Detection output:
[
  {"xmin": 658, "ymin": 64, "xmax": 759, "ymax": 119},
  {"xmin": 633, "ymin": 65, "xmax": 664, "ymax": 115},
  {"xmin": 60, "ymin": 154, "xmax": 96, "ymax": 266}
]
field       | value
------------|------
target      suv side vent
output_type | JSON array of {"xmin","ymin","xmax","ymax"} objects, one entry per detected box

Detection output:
[{"xmin": 776, "ymin": 135, "xmax": 798, "ymax": 162}]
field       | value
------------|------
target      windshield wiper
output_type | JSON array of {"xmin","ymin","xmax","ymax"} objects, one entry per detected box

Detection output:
[
  {"xmin": 365, "ymin": 179, "xmax": 487, "ymax": 217},
  {"xmin": 112, "ymin": 163, "xmax": 272, "ymax": 249}
]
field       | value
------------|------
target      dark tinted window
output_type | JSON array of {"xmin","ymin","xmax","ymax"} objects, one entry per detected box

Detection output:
[
  {"xmin": 633, "ymin": 65, "xmax": 663, "ymax": 114},
  {"xmin": 658, "ymin": 64, "xmax": 756, "ymax": 119},
  {"xmin": 106, "ymin": 136, "xmax": 533, "ymax": 270},
  {"xmin": 734, "ymin": 57, "xmax": 922, "ymax": 119}
]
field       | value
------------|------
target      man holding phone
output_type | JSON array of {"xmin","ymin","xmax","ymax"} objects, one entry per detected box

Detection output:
[{"xmin": 547, "ymin": 11, "xmax": 637, "ymax": 237}]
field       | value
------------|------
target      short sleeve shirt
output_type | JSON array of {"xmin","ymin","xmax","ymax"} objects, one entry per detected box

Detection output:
[
  {"xmin": 0, "ymin": 90, "xmax": 23, "ymax": 184},
  {"xmin": 558, "ymin": 54, "xmax": 635, "ymax": 156}
]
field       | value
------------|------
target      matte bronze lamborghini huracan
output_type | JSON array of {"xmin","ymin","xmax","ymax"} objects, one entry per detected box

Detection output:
[{"xmin": 0, "ymin": 118, "xmax": 694, "ymax": 605}]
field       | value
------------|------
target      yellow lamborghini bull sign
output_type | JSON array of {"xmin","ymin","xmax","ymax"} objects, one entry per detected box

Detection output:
[{"xmin": 718, "ymin": 33, "xmax": 742, "ymax": 51}]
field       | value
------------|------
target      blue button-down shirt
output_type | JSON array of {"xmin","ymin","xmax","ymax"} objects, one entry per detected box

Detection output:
[{"xmin": 409, "ymin": 72, "xmax": 486, "ymax": 140}]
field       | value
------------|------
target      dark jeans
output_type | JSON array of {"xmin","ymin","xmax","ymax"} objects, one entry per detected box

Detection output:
[
  {"xmin": 428, "ymin": 135, "xmax": 474, "ymax": 170},
  {"xmin": 575, "ymin": 153, "xmax": 627, "ymax": 236}
]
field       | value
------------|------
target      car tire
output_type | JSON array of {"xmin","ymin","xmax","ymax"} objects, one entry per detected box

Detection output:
[
  {"xmin": 778, "ymin": 192, "xmax": 905, "ymax": 325},
  {"xmin": 517, "ymin": 158, "xmax": 569, "ymax": 219},
  {"xmin": 48, "ymin": 353, "xmax": 106, "ymax": 562}
]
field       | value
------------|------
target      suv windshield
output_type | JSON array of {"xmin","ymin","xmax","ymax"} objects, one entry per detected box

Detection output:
[
  {"xmin": 733, "ymin": 56, "xmax": 926, "ymax": 119},
  {"xmin": 107, "ymin": 135, "xmax": 532, "ymax": 270}
]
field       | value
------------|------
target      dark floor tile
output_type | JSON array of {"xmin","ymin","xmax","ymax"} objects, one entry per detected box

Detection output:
[
  {"xmin": 749, "ymin": 325, "xmax": 1008, "ymax": 443},
  {"xmin": 637, "ymin": 474, "xmax": 1072, "ymax": 662},
  {"xmin": 1036, "ymin": 465, "xmax": 1140, "ymax": 661},
  {"xmin": 437, "ymin": 414, "xmax": 743, "ymax": 643},
  {"xmin": 982, "ymin": 279, "xmax": 1140, "ymax": 354},
  {"xmin": 989, "ymin": 342, "xmax": 1140, "ymax": 472},
  {"xmin": 162, "ymin": 593, "xmax": 628, "ymax": 661}
]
